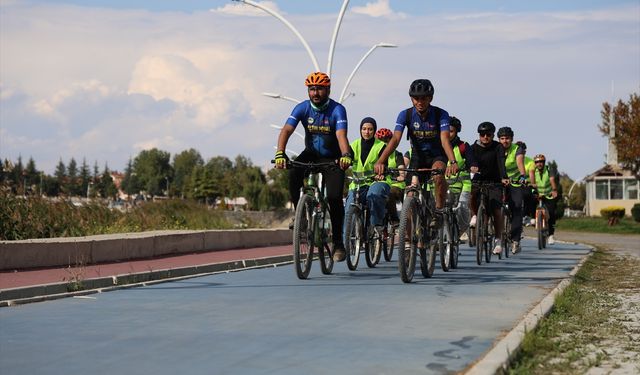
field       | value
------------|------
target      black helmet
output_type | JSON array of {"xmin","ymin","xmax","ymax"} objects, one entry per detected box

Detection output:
[
  {"xmin": 497, "ymin": 126, "xmax": 514, "ymax": 138},
  {"xmin": 477, "ymin": 121, "xmax": 496, "ymax": 133},
  {"xmin": 409, "ymin": 79, "xmax": 434, "ymax": 97},
  {"xmin": 449, "ymin": 116, "xmax": 461, "ymax": 132}
]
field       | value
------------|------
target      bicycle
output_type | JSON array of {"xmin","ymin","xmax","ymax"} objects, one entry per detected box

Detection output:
[
  {"xmin": 499, "ymin": 185, "xmax": 512, "ymax": 260},
  {"xmin": 381, "ymin": 204, "xmax": 398, "ymax": 263},
  {"xmin": 442, "ymin": 174, "xmax": 468, "ymax": 270},
  {"xmin": 472, "ymin": 180, "xmax": 501, "ymax": 265},
  {"xmin": 277, "ymin": 160, "xmax": 336, "ymax": 279},
  {"xmin": 534, "ymin": 190, "xmax": 549, "ymax": 250},
  {"xmin": 344, "ymin": 172, "xmax": 385, "ymax": 270},
  {"xmin": 394, "ymin": 167, "xmax": 442, "ymax": 283}
]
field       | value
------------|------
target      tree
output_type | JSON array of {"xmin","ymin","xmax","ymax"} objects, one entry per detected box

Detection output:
[
  {"xmin": 96, "ymin": 164, "xmax": 117, "ymax": 199},
  {"xmin": 132, "ymin": 148, "xmax": 172, "ymax": 197},
  {"xmin": 24, "ymin": 157, "xmax": 38, "ymax": 195},
  {"xmin": 79, "ymin": 158, "xmax": 91, "ymax": 197},
  {"xmin": 173, "ymin": 148, "xmax": 203, "ymax": 198},
  {"xmin": 121, "ymin": 157, "xmax": 141, "ymax": 198},
  {"xmin": 54, "ymin": 158, "xmax": 67, "ymax": 195},
  {"xmin": 599, "ymin": 93, "xmax": 640, "ymax": 177},
  {"xmin": 558, "ymin": 172, "xmax": 586, "ymax": 211},
  {"xmin": 67, "ymin": 158, "xmax": 80, "ymax": 196}
]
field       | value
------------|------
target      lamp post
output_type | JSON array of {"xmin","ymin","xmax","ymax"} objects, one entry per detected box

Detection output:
[
  {"xmin": 262, "ymin": 92, "xmax": 301, "ymax": 104},
  {"xmin": 326, "ymin": 0, "xmax": 350, "ymax": 77},
  {"xmin": 231, "ymin": 0, "xmax": 320, "ymax": 72},
  {"xmin": 270, "ymin": 124, "xmax": 304, "ymax": 141},
  {"xmin": 339, "ymin": 43, "xmax": 398, "ymax": 102}
]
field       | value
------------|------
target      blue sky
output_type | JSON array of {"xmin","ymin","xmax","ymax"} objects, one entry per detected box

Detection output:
[{"xmin": 1, "ymin": 0, "xmax": 639, "ymax": 181}]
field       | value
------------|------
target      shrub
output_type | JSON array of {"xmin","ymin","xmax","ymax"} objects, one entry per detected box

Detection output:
[
  {"xmin": 632, "ymin": 203, "xmax": 640, "ymax": 223},
  {"xmin": 600, "ymin": 206, "xmax": 626, "ymax": 226}
]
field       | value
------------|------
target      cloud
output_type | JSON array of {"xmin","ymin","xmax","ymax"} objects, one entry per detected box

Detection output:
[
  {"xmin": 351, "ymin": 0, "xmax": 406, "ymax": 19},
  {"xmin": 211, "ymin": 1, "xmax": 283, "ymax": 17}
]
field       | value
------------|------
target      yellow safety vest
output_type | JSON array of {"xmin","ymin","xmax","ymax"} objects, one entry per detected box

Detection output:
[
  {"xmin": 349, "ymin": 138, "xmax": 386, "ymax": 190},
  {"xmin": 534, "ymin": 165, "xmax": 553, "ymax": 198},
  {"xmin": 448, "ymin": 143, "xmax": 471, "ymax": 193},
  {"xmin": 387, "ymin": 150, "xmax": 406, "ymax": 190}
]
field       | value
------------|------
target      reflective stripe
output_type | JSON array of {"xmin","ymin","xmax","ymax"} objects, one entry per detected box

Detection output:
[{"xmin": 504, "ymin": 144, "xmax": 520, "ymax": 180}]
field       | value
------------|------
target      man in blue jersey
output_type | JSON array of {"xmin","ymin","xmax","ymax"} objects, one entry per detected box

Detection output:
[
  {"xmin": 374, "ymin": 79, "xmax": 458, "ymax": 226},
  {"xmin": 274, "ymin": 72, "xmax": 353, "ymax": 261}
]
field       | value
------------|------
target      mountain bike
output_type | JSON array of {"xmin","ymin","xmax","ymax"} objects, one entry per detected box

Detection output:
[
  {"xmin": 442, "ymin": 174, "xmax": 468, "ymax": 270},
  {"xmin": 278, "ymin": 160, "xmax": 336, "ymax": 279},
  {"xmin": 472, "ymin": 180, "xmax": 501, "ymax": 265},
  {"xmin": 395, "ymin": 168, "xmax": 442, "ymax": 283},
  {"xmin": 499, "ymin": 185, "xmax": 512, "ymax": 260},
  {"xmin": 534, "ymin": 190, "xmax": 549, "ymax": 250},
  {"xmin": 344, "ymin": 173, "xmax": 384, "ymax": 270}
]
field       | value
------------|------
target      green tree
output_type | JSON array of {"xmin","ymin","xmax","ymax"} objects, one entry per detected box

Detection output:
[
  {"xmin": 67, "ymin": 158, "xmax": 80, "ymax": 196},
  {"xmin": 24, "ymin": 157, "xmax": 38, "ymax": 195},
  {"xmin": 79, "ymin": 158, "xmax": 91, "ymax": 197},
  {"xmin": 599, "ymin": 92, "xmax": 640, "ymax": 177},
  {"xmin": 54, "ymin": 158, "xmax": 66, "ymax": 195},
  {"xmin": 173, "ymin": 148, "xmax": 203, "ymax": 198},
  {"xmin": 96, "ymin": 164, "xmax": 117, "ymax": 199},
  {"xmin": 132, "ymin": 148, "xmax": 172, "ymax": 197},
  {"xmin": 205, "ymin": 156, "xmax": 234, "ymax": 200},
  {"xmin": 121, "ymin": 157, "xmax": 141, "ymax": 198}
]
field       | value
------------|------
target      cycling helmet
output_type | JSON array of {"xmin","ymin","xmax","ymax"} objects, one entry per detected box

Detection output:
[
  {"xmin": 409, "ymin": 79, "xmax": 434, "ymax": 97},
  {"xmin": 449, "ymin": 116, "xmax": 461, "ymax": 132},
  {"xmin": 534, "ymin": 154, "xmax": 546, "ymax": 163},
  {"xmin": 497, "ymin": 126, "xmax": 514, "ymax": 138},
  {"xmin": 375, "ymin": 128, "xmax": 393, "ymax": 141},
  {"xmin": 477, "ymin": 121, "xmax": 496, "ymax": 133},
  {"xmin": 305, "ymin": 72, "xmax": 331, "ymax": 87}
]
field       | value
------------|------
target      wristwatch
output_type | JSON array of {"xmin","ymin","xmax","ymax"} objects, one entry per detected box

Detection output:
[{"xmin": 449, "ymin": 160, "xmax": 457, "ymax": 165}]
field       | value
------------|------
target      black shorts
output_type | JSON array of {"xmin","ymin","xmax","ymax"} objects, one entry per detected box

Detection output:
[{"xmin": 408, "ymin": 150, "xmax": 446, "ymax": 183}]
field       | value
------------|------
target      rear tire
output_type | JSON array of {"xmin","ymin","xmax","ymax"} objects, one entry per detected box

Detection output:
[
  {"xmin": 365, "ymin": 226, "xmax": 382, "ymax": 268},
  {"xmin": 345, "ymin": 207, "xmax": 363, "ymax": 271},
  {"xmin": 439, "ymin": 217, "xmax": 452, "ymax": 272},
  {"xmin": 476, "ymin": 205, "xmax": 485, "ymax": 265},
  {"xmin": 398, "ymin": 197, "xmax": 419, "ymax": 283},
  {"xmin": 420, "ymin": 234, "xmax": 437, "ymax": 278},
  {"xmin": 293, "ymin": 195, "xmax": 315, "ymax": 279},
  {"xmin": 450, "ymin": 219, "xmax": 460, "ymax": 269},
  {"xmin": 383, "ymin": 220, "xmax": 396, "ymax": 262},
  {"xmin": 537, "ymin": 211, "xmax": 544, "ymax": 250}
]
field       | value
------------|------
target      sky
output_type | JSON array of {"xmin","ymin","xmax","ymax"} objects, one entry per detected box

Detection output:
[{"xmin": 1, "ymin": 0, "xmax": 639, "ymax": 181}]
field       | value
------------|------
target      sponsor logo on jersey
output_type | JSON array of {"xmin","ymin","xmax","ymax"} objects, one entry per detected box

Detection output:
[{"xmin": 307, "ymin": 117, "xmax": 315, "ymax": 125}]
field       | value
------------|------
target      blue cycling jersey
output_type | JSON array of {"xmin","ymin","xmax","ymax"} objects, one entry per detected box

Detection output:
[
  {"xmin": 394, "ymin": 106, "xmax": 450, "ymax": 155},
  {"xmin": 285, "ymin": 99, "xmax": 348, "ymax": 158}
]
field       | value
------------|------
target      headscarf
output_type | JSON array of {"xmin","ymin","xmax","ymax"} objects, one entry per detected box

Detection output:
[{"xmin": 359, "ymin": 117, "xmax": 377, "ymax": 165}]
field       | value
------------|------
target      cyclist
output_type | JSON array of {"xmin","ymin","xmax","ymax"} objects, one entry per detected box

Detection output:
[
  {"xmin": 498, "ymin": 126, "xmax": 527, "ymax": 254},
  {"xmin": 274, "ymin": 72, "xmax": 353, "ymax": 261},
  {"xmin": 374, "ymin": 79, "xmax": 458, "ymax": 226},
  {"xmin": 447, "ymin": 116, "xmax": 477, "ymax": 241},
  {"xmin": 344, "ymin": 117, "xmax": 390, "ymax": 238},
  {"xmin": 528, "ymin": 154, "xmax": 559, "ymax": 245},
  {"xmin": 374, "ymin": 127, "xmax": 405, "ymax": 224},
  {"xmin": 469, "ymin": 122, "xmax": 507, "ymax": 255}
]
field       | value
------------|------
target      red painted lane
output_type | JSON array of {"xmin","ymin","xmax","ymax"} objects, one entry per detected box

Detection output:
[{"xmin": 0, "ymin": 245, "xmax": 292, "ymax": 289}]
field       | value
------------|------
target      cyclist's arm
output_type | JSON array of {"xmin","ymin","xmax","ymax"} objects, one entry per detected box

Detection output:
[
  {"xmin": 375, "ymin": 130, "xmax": 402, "ymax": 174},
  {"xmin": 277, "ymin": 124, "xmax": 296, "ymax": 152},
  {"xmin": 336, "ymin": 128, "xmax": 350, "ymax": 157},
  {"xmin": 550, "ymin": 175, "xmax": 558, "ymax": 198},
  {"xmin": 516, "ymin": 153, "xmax": 526, "ymax": 176},
  {"xmin": 528, "ymin": 168, "xmax": 537, "ymax": 187}
]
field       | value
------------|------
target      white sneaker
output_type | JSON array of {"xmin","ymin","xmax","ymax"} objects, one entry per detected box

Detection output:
[
  {"xmin": 469, "ymin": 215, "xmax": 477, "ymax": 228},
  {"xmin": 493, "ymin": 240, "xmax": 502, "ymax": 255},
  {"xmin": 511, "ymin": 241, "xmax": 521, "ymax": 254},
  {"xmin": 548, "ymin": 235, "xmax": 555, "ymax": 245},
  {"xmin": 459, "ymin": 232, "xmax": 469, "ymax": 242},
  {"xmin": 529, "ymin": 218, "xmax": 535, "ymax": 226}
]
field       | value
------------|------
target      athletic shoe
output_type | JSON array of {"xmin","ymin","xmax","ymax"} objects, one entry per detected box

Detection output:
[
  {"xmin": 511, "ymin": 241, "xmax": 521, "ymax": 254},
  {"xmin": 374, "ymin": 225, "xmax": 385, "ymax": 239},
  {"xmin": 548, "ymin": 235, "xmax": 555, "ymax": 245},
  {"xmin": 492, "ymin": 240, "xmax": 502, "ymax": 255},
  {"xmin": 469, "ymin": 215, "xmax": 477, "ymax": 228},
  {"xmin": 288, "ymin": 218, "xmax": 295, "ymax": 230},
  {"xmin": 333, "ymin": 244, "xmax": 346, "ymax": 262},
  {"xmin": 459, "ymin": 232, "xmax": 469, "ymax": 242},
  {"xmin": 530, "ymin": 218, "xmax": 536, "ymax": 226}
]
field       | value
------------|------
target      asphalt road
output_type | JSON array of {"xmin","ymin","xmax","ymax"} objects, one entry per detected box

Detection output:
[{"xmin": 0, "ymin": 239, "xmax": 590, "ymax": 375}]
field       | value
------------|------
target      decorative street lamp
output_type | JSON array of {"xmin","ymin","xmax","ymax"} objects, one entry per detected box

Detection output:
[
  {"xmin": 262, "ymin": 92, "xmax": 301, "ymax": 104},
  {"xmin": 338, "ymin": 43, "xmax": 398, "ymax": 102},
  {"xmin": 270, "ymin": 124, "xmax": 304, "ymax": 141}
]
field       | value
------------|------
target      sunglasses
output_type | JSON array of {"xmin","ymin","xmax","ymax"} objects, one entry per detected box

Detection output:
[
  {"xmin": 479, "ymin": 132, "xmax": 494, "ymax": 137},
  {"xmin": 535, "ymin": 161, "xmax": 545, "ymax": 164}
]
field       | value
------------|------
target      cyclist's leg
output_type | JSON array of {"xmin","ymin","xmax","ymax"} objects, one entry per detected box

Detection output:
[
  {"xmin": 545, "ymin": 197, "xmax": 557, "ymax": 235},
  {"xmin": 490, "ymin": 188, "xmax": 503, "ymax": 252},
  {"xmin": 431, "ymin": 158, "xmax": 447, "ymax": 210},
  {"xmin": 509, "ymin": 185, "xmax": 524, "ymax": 242},
  {"xmin": 367, "ymin": 182, "xmax": 390, "ymax": 228},
  {"xmin": 323, "ymin": 162, "xmax": 346, "ymax": 248}
]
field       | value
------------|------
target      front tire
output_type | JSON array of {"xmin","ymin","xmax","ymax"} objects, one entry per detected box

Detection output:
[
  {"xmin": 318, "ymin": 208, "xmax": 334, "ymax": 275},
  {"xmin": 383, "ymin": 220, "xmax": 396, "ymax": 262},
  {"xmin": 293, "ymin": 195, "xmax": 315, "ymax": 279},
  {"xmin": 439, "ymin": 217, "xmax": 452, "ymax": 272},
  {"xmin": 398, "ymin": 197, "xmax": 419, "ymax": 283},
  {"xmin": 345, "ymin": 207, "xmax": 363, "ymax": 271},
  {"xmin": 365, "ymin": 226, "xmax": 382, "ymax": 268},
  {"xmin": 475, "ymin": 205, "xmax": 485, "ymax": 265}
]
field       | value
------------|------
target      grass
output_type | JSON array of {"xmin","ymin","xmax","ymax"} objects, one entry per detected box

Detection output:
[
  {"xmin": 508, "ymin": 248, "xmax": 640, "ymax": 374},
  {"xmin": 556, "ymin": 217, "xmax": 640, "ymax": 235}
]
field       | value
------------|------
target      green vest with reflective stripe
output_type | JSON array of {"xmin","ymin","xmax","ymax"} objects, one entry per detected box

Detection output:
[
  {"xmin": 504, "ymin": 143, "xmax": 521, "ymax": 180},
  {"xmin": 387, "ymin": 150, "xmax": 405, "ymax": 190},
  {"xmin": 448, "ymin": 143, "xmax": 471, "ymax": 193},
  {"xmin": 524, "ymin": 156, "xmax": 534, "ymax": 182},
  {"xmin": 349, "ymin": 138, "xmax": 385, "ymax": 190},
  {"xmin": 534, "ymin": 165, "xmax": 553, "ymax": 198}
]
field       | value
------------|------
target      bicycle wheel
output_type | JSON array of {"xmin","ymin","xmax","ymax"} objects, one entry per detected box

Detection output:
[
  {"xmin": 450, "ymin": 218, "xmax": 460, "ymax": 269},
  {"xmin": 365, "ymin": 225, "xmax": 382, "ymax": 268},
  {"xmin": 397, "ymin": 197, "xmax": 419, "ymax": 283},
  {"xmin": 537, "ymin": 210, "xmax": 544, "ymax": 250},
  {"xmin": 475, "ymin": 204, "xmax": 485, "ymax": 265},
  {"xmin": 468, "ymin": 226, "xmax": 476, "ymax": 248},
  {"xmin": 383, "ymin": 220, "xmax": 396, "ymax": 262},
  {"xmin": 439, "ymin": 216, "xmax": 452, "ymax": 272},
  {"xmin": 420, "ymin": 229, "xmax": 436, "ymax": 278},
  {"xmin": 318, "ymin": 208, "xmax": 334, "ymax": 275},
  {"xmin": 293, "ymin": 195, "xmax": 315, "ymax": 279},
  {"xmin": 502, "ymin": 210, "xmax": 511, "ymax": 259},
  {"xmin": 345, "ymin": 207, "xmax": 363, "ymax": 271},
  {"xmin": 485, "ymin": 215, "xmax": 493, "ymax": 264}
]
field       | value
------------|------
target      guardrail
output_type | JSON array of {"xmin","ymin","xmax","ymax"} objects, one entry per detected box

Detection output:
[{"xmin": 0, "ymin": 229, "xmax": 291, "ymax": 271}]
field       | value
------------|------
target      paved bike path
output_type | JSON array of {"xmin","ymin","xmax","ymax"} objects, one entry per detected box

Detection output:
[{"xmin": 0, "ymin": 238, "xmax": 592, "ymax": 374}]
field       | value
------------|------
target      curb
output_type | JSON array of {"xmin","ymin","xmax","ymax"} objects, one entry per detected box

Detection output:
[
  {"xmin": 463, "ymin": 240, "xmax": 594, "ymax": 374},
  {"xmin": 0, "ymin": 254, "xmax": 293, "ymax": 307}
]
